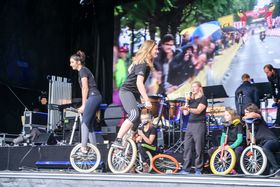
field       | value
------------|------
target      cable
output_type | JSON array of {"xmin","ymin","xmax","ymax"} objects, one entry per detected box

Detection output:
[{"xmin": 6, "ymin": 85, "xmax": 30, "ymax": 111}]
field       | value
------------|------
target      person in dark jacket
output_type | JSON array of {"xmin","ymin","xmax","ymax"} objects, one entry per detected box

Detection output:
[
  {"xmin": 235, "ymin": 73, "xmax": 259, "ymax": 116},
  {"xmin": 243, "ymin": 103, "xmax": 280, "ymax": 176},
  {"xmin": 167, "ymin": 43, "xmax": 195, "ymax": 86},
  {"xmin": 263, "ymin": 64, "xmax": 280, "ymax": 126}
]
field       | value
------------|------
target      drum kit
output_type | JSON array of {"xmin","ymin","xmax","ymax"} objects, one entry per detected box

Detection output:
[
  {"xmin": 142, "ymin": 95, "xmax": 185, "ymax": 121},
  {"xmin": 142, "ymin": 94, "xmax": 226, "ymax": 151}
]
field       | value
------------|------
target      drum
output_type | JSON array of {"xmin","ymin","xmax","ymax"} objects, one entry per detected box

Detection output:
[
  {"xmin": 104, "ymin": 104, "xmax": 125, "ymax": 127},
  {"xmin": 141, "ymin": 95, "xmax": 163, "ymax": 118},
  {"xmin": 163, "ymin": 100, "xmax": 184, "ymax": 120}
]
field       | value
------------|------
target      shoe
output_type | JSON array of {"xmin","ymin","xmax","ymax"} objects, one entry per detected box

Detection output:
[
  {"xmin": 129, "ymin": 166, "xmax": 136, "ymax": 173},
  {"xmin": 142, "ymin": 163, "xmax": 150, "ymax": 173},
  {"xmin": 111, "ymin": 139, "xmax": 124, "ymax": 149},
  {"xmin": 273, "ymin": 123, "xmax": 280, "ymax": 128},
  {"xmin": 71, "ymin": 150, "xmax": 88, "ymax": 159},
  {"xmin": 195, "ymin": 170, "xmax": 202, "ymax": 175},
  {"xmin": 178, "ymin": 170, "xmax": 190, "ymax": 175},
  {"xmin": 230, "ymin": 169, "xmax": 237, "ymax": 175}
]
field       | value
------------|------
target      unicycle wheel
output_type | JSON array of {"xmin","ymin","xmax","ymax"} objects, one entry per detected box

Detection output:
[
  {"xmin": 70, "ymin": 143, "xmax": 101, "ymax": 173},
  {"xmin": 210, "ymin": 147, "xmax": 236, "ymax": 175}
]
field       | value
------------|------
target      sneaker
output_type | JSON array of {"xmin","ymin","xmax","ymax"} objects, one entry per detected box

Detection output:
[
  {"xmin": 230, "ymin": 169, "xmax": 237, "ymax": 175},
  {"xmin": 129, "ymin": 166, "xmax": 136, "ymax": 173},
  {"xmin": 195, "ymin": 170, "xmax": 202, "ymax": 175},
  {"xmin": 178, "ymin": 170, "xmax": 190, "ymax": 175},
  {"xmin": 143, "ymin": 163, "xmax": 150, "ymax": 173},
  {"xmin": 111, "ymin": 139, "xmax": 124, "ymax": 149},
  {"xmin": 71, "ymin": 150, "xmax": 87, "ymax": 159},
  {"xmin": 273, "ymin": 123, "xmax": 280, "ymax": 128}
]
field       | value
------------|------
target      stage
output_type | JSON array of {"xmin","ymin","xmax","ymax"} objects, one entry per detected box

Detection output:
[
  {"xmin": 0, "ymin": 143, "xmax": 280, "ymax": 187},
  {"xmin": 0, "ymin": 170, "xmax": 280, "ymax": 187}
]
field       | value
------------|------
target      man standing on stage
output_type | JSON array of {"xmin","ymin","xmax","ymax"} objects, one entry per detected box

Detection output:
[
  {"xmin": 235, "ymin": 73, "xmax": 259, "ymax": 116},
  {"xmin": 264, "ymin": 64, "xmax": 280, "ymax": 127}
]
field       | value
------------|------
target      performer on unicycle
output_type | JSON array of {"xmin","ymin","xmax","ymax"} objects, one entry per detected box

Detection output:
[
  {"xmin": 112, "ymin": 40, "xmax": 158, "ymax": 148},
  {"xmin": 70, "ymin": 50, "xmax": 102, "ymax": 154}
]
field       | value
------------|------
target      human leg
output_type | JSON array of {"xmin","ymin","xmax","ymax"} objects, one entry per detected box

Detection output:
[
  {"xmin": 192, "ymin": 123, "xmax": 206, "ymax": 172},
  {"xmin": 182, "ymin": 129, "xmax": 194, "ymax": 171},
  {"xmin": 262, "ymin": 140, "xmax": 280, "ymax": 172},
  {"xmin": 81, "ymin": 95, "xmax": 102, "ymax": 149},
  {"xmin": 116, "ymin": 90, "xmax": 140, "ymax": 139}
]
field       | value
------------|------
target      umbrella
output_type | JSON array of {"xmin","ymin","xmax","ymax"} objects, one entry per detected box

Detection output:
[
  {"xmin": 180, "ymin": 26, "xmax": 196, "ymax": 36},
  {"xmin": 191, "ymin": 23, "xmax": 221, "ymax": 39},
  {"xmin": 222, "ymin": 26, "xmax": 239, "ymax": 33}
]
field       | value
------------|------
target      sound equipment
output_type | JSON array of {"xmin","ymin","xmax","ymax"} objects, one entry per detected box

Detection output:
[
  {"xmin": 24, "ymin": 111, "xmax": 48, "ymax": 127},
  {"xmin": 33, "ymin": 133, "xmax": 56, "ymax": 145}
]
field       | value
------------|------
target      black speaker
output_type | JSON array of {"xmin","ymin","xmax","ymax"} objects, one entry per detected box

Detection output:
[{"xmin": 33, "ymin": 133, "xmax": 56, "ymax": 145}]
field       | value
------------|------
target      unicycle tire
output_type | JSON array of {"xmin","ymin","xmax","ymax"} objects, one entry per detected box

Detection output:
[
  {"xmin": 151, "ymin": 154, "xmax": 179, "ymax": 174},
  {"xmin": 135, "ymin": 151, "xmax": 153, "ymax": 173},
  {"xmin": 210, "ymin": 147, "xmax": 236, "ymax": 175},
  {"xmin": 240, "ymin": 145, "xmax": 267, "ymax": 175},
  {"xmin": 69, "ymin": 143, "xmax": 101, "ymax": 173},
  {"xmin": 107, "ymin": 138, "xmax": 137, "ymax": 173}
]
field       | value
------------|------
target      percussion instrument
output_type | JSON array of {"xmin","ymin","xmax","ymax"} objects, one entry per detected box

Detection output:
[
  {"xmin": 163, "ymin": 99, "xmax": 185, "ymax": 121},
  {"xmin": 141, "ymin": 95, "xmax": 164, "ymax": 118}
]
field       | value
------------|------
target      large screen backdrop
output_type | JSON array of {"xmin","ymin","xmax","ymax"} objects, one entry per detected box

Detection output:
[{"xmin": 113, "ymin": 1, "xmax": 280, "ymax": 122}]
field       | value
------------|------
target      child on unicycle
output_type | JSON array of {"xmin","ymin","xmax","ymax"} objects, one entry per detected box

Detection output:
[{"xmin": 209, "ymin": 107, "xmax": 244, "ymax": 174}]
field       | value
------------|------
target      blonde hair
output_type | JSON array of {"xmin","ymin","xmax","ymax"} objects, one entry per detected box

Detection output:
[
  {"xmin": 192, "ymin": 81, "xmax": 204, "ymax": 99},
  {"xmin": 225, "ymin": 107, "xmax": 240, "ymax": 122},
  {"xmin": 128, "ymin": 40, "xmax": 156, "ymax": 73}
]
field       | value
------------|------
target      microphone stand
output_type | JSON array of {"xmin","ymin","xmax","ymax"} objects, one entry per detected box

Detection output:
[
  {"xmin": 238, "ymin": 92, "xmax": 244, "ymax": 119},
  {"xmin": 262, "ymin": 94, "xmax": 270, "ymax": 122}
]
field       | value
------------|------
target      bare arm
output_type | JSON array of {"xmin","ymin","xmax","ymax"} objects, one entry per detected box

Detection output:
[
  {"xmin": 143, "ymin": 134, "xmax": 156, "ymax": 145},
  {"xmin": 138, "ymin": 130, "xmax": 156, "ymax": 145},
  {"xmin": 136, "ymin": 75, "xmax": 151, "ymax": 108},
  {"xmin": 78, "ymin": 77, "xmax": 89, "ymax": 113}
]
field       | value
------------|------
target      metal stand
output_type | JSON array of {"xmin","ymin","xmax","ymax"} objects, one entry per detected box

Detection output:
[
  {"xmin": 237, "ymin": 92, "xmax": 244, "ymax": 118},
  {"xmin": 203, "ymin": 85, "xmax": 228, "ymax": 149},
  {"xmin": 47, "ymin": 75, "xmax": 72, "ymax": 133},
  {"xmin": 165, "ymin": 114, "xmax": 187, "ymax": 153},
  {"xmin": 69, "ymin": 112, "xmax": 82, "ymax": 145}
]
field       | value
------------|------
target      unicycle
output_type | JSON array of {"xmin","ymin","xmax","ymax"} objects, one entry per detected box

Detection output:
[
  {"xmin": 210, "ymin": 123, "xmax": 236, "ymax": 175},
  {"xmin": 107, "ymin": 131, "xmax": 137, "ymax": 173},
  {"xmin": 107, "ymin": 103, "xmax": 147, "ymax": 173},
  {"xmin": 135, "ymin": 148, "xmax": 153, "ymax": 173},
  {"xmin": 68, "ymin": 107, "xmax": 101, "ymax": 173},
  {"xmin": 152, "ymin": 153, "xmax": 180, "ymax": 174},
  {"xmin": 70, "ymin": 143, "xmax": 101, "ymax": 173},
  {"xmin": 240, "ymin": 118, "xmax": 267, "ymax": 175}
]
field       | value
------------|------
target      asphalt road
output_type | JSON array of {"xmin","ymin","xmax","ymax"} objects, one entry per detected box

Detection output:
[{"xmin": 222, "ymin": 34, "xmax": 280, "ymax": 108}]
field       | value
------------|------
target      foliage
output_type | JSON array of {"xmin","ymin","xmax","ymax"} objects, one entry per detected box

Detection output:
[{"xmin": 114, "ymin": 0, "xmax": 258, "ymax": 42}]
